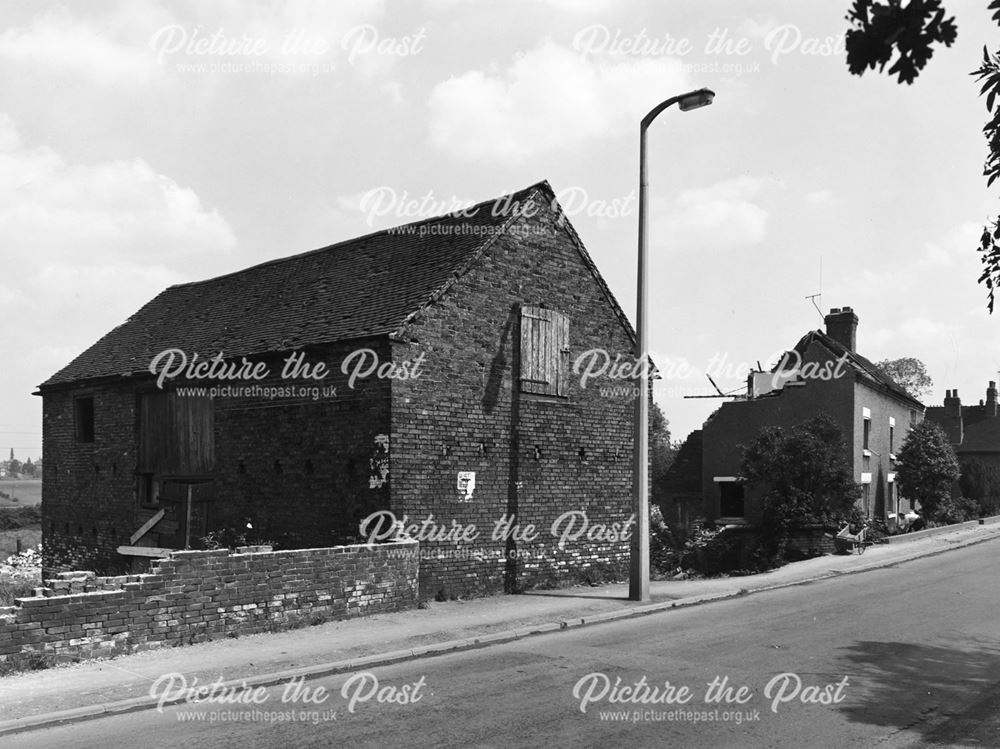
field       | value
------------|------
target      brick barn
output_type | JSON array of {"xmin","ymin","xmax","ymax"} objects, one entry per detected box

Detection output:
[{"xmin": 36, "ymin": 181, "xmax": 639, "ymax": 598}]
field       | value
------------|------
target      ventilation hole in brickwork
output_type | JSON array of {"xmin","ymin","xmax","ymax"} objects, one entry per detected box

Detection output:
[
  {"xmin": 112, "ymin": 464, "xmax": 118, "ymax": 476},
  {"xmin": 274, "ymin": 460, "xmax": 283, "ymax": 475},
  {"xmin": 441, "ymin": 445, "xmax": 450, "ymax": 457},
  {"xmin": 578, "ymin": 447, "xmax": 588, "ymax": 464},
  {"xmin": 478, "ymin": 442, "xmax": 487, "ymax": 456},
  {"xmin": 94, "ymin": 464, "xmax": 101, "ymax": 475},
  {"xmin": 237, "ymin": 461, "xmax": 246, "ymax": 475},
  {"xmin": 304, "ymin": 459, "xmax": 314, "ymax": 475},
  {"xmin": 64, "ymin": 523, "xmax": 69, "ymax": 534},
  {"xmin": 533, "ymin": 445, "xmax": 542, "ymax": 460}
]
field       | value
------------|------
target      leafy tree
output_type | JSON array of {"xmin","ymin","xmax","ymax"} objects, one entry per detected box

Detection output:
[
  {"xmin": 895, "ymin": 420, "xmax": 961, "ymax": 520},
  {"xmin": 959, "ymin": 456, "xmax": 1000, "ymax": 515},
  {"xmin": 650, "ymin": 402, "xmax": 677, "ymax": 505},
  {"xmin": 845, "ymin": 0, "xmax": 1000, "ymax": 311},
  {"xmin": 845, "ymin": 0, "xmax": 958, "ymax": 84},
  {"xmin": 872, "ymin": 357, "xmax": 933, "ymax": 400},
  {"xmin": 740, "ymin": 414, "xmax": 861, "ymax": 531}
]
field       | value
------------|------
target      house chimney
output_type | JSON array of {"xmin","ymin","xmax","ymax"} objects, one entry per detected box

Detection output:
[
  {"xmin": 943, "ymin": 389, "xmax": 964, "ymax": 444},
  {"xmin": 988, "ymin": 381, "xmax": 998, "ymax": 417},
  {"xmin": 824, "ymin": 306, "xmax": 858, "ymax": 352}
]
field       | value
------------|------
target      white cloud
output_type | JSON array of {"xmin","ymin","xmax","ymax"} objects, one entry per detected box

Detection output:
[
  {"xmin": 805, "ymin": 189, "xmax": 832, "ymax": 204},
  {"xmin": 427, "ymin": 39, "xmax": 690, "ymax": 163},
  {"xmin": 653, "ymin": 176, "xmax": 777, "ymax": 250},
  {"xmin": 0, "ymin": 112, "xmax": 236, "ymax": 369},
  {"xmin": 920, "ymin": 221, "xmax": 981, "ymax": 268},
  {"xmin": 0, "ymin": 2, "xmax": 393, "ymax": 87},
  {"xmin": 0, "ymin": 7, "xmax": 159, "ymax": 86}
]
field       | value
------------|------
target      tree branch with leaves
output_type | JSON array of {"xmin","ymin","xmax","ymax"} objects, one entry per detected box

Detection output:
[{"xmin": 846, "ymin": 0, "xmax": 1000, "ymax": 311}]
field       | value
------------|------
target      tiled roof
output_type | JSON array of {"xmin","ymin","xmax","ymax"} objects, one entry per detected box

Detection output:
[
  {"xmin": 958, "ymin": 417, "xmax": 1000, "ymax": 453},
  {"xmin": 788, "ymin": 330, "xmax": 925, "ymax": 409},
  {"xmin": 40, "ymin": 181, "xmax": 560, "ymax": 388}
]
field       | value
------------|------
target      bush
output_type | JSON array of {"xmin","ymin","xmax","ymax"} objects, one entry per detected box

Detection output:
[
  {"xmin": 649, "ymin": 505, "xmax": 680, "ymax": 575},
  {"xmin": 929, "ymin": 495, "xmax": 981, "ymax": 525},
  {"xmin": 201, "ymin": 524, "xmax": 275, "ymax": 550},
  {"xmin": 741, "ymin": 414, "xmax": 861, "ymax": 533},
  {"xmin": 679, "ymin": 525, "xmax": 739, "ymax": 576},
  {"xmin": 0, "ymin": 506, "xmax": 42, "ymax": 531}
]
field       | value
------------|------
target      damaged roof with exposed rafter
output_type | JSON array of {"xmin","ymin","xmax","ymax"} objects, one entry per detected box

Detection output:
[{"xmin": 783, "ymin": 330, "xmax": 925, "ymax": 409}]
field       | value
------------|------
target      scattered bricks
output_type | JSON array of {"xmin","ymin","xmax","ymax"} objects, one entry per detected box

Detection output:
[{"xmin": 56, "ymin": 571, "xmax": 96, "ymax": 580}]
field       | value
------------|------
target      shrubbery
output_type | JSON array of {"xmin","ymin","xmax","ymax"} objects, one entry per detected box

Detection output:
[{"xmin": 0, "ymin": 505, "xmax": 42, "ymax": 531}]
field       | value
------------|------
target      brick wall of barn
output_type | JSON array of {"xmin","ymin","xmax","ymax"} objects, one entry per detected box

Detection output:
[
  {"xmin": 41, "ymin": 339, "xmax": 394, "ymax": 576},
  {"xmin": 41, "ymin": 385, "xmax": 139, "ymax": 575},
  {"xmin": 389, "ymin": 196, "xmax": 636, "ymax": 598}
]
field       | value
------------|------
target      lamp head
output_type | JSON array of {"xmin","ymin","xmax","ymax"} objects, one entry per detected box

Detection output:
[{"xmin": 678, "ymin": 88, "xmax": 715, "ymax": 111}]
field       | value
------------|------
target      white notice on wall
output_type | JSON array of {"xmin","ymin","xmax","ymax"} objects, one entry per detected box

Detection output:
[{"xmin": 457, "ymin": 471, "xmax": 476, "ymax": 501}]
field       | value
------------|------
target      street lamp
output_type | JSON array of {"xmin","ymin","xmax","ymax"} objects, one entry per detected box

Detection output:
[{"xmin": 630, "ymin": 87, "xmax": 715, "ymax": 602}]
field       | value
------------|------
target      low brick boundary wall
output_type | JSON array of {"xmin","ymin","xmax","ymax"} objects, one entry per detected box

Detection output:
[
  {"xmin": 885, "ymin": 514, "xmax": 1000, "ymax": 544},
  {"xmin": 0, "ymin": 541, "xmax": 417, "ymax": 671}
]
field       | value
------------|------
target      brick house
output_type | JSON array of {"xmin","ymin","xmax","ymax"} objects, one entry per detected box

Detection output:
[
  {"xmin": 36, "ymin": 181, "xmax": 639, "ymax": 598},
  {"xmin": 701, "ymin": 307, "xmax": 925, "ymax": 526},
  {"xmin": 925, "ymin": 382, "xmax": 1000, "ymax": 501}
]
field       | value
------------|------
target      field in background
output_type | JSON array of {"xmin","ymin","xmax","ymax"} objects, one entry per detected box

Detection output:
[{"xmin": 0, "ymin": 480, "xmax": 41, "ymax": 507}]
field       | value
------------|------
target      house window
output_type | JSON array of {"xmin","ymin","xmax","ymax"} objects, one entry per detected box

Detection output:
[
  {"xmin": 716, "ymin": 479, "xmax": 745, "ymax": 519},
  {"xmin": 75, "ymin": 396, "xmax": 95, "ymax": 443},
  {"xmin": 862, "ymin": 416, "xmax": 871, "ymax": 451},
  {"xmin": 862, "ymin": 484, "xmax": 871, "ymax": 517},
  {"xmin": 889, "ymin": 425, "xmax": 894, "ymax": 455},
  {"xmin": 519, "ymin": 306, "xmax": 569, "ymax": 396}
]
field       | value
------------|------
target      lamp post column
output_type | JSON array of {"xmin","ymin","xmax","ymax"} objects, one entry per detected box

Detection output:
[{"xmin": 629, "ymin": 88, "xmax": 715, "ymax": 602}]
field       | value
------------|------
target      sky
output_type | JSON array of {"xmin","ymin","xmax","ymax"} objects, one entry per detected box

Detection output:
[{"xmin": 1, "ymin": 0, "xmax": 998, "ymax": 461}]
